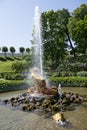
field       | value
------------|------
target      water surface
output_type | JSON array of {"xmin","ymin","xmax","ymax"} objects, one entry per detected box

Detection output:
[{"xmin": 0, "ymin": 88, "xmax": 87, "ymax": 130}]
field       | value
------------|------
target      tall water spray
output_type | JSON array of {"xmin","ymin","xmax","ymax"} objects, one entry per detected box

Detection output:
[{"xmin": 32, "ymin": 6, "xmax": 43, "ymax": 77}]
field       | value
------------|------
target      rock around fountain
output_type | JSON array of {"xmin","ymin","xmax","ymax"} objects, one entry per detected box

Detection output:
[{"xmin": 1, "ymin": 6, "xmax": 87, "ymax": 127}]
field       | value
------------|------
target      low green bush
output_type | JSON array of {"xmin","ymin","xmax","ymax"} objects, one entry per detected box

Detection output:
[
  {"xmin": 13, "ymin": 73, "xmax": 24, "ymax": 80},
  {"xmin": 0, "ymin": 80, "xmax": 29, "ymax": 92},
  {"xmin": 49, "ymin": 76, "xmax": 87, "ymax": 87},
  {"xmin": 77, "ymin": 54, "xmax": 87, "ymax": 62},
  {"xmin": 0, "ymin": 56, "xmax": 7, "ymax": 61},
  {"xmin": 77, "ymin": 71, "xmax": 87, "ymax": 77},
  {"xmin": 60, "ymin": 71, "xmax": 76, "ymax": 77},
  {"xmin": 0, "ymin": 72, "xmax": 13, "ymax": 79},
  {"xmin": 6, "ymin": 56, "xmax": 14, "ymax": 61},
  {"xmin": 0, "ymin": 72, "xmax": 25, "ymax": 80}
]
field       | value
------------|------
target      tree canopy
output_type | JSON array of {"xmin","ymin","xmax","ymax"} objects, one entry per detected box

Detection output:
[
  {"xmin": 19, "ymin": 47, "xmax": 25, "ymax": 57},
  {"xmin": 41, "ymin": 9, "xmax": 70, "ymax": 68},
  {"xmin": 68, "ymin": 4, "xmax": 87, "ymax": 54},
  {"xmin": 9, "ymin": 46, "xmax": 16, "ymax": 56},
  {"xmin": 2, "ymin": 46, "xmax": 8, "ymax": 57},
  {"xmin": 31, "ymin": 4, "xmax": 87, "ymax": 70}
]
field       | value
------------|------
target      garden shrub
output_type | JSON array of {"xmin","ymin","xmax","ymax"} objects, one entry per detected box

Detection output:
[
  {"xmin": 77, "ymin": 54, "xmax": 87, "ymax": 62},
  {"xmin": 6, "ymin": 56, "xmax": 14, "ymax": 61},
  {"xmin": 13, "ymin": 73, "xmax": 24, "ymax": 80},
  {"xmin": 61, "ymin": 71, "xmax": 75, "ymax": 77},
  {"xmin": 0, "ymin": 72, "xmax": 25, "ymax": 80},
  {"xmin": 49, "ymin": 76, "xmax": 87, "ymax": 87},
  {"xmin": 77, "ymin": 71, "xmax": 87, "ymax": 77},
  {"xmin": 4, "ymin": 74, "xmax": 12, "ymax": 80},
  {"xmin": 11, "ymin": 61, "xmax": 27, "ymax": 73},
  {"xmin": 0, "ymin": 80, "xmax": 29, "ymax": 92},
  {"xmin": 0, "ymin": 56, "xmax": 7, "ymax": 61},
  {"xmin": 0, "ymin": 72, "xmax": 13, "ymax": 79}
]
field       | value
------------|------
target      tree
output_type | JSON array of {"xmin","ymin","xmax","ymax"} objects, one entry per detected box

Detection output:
[
  {"xmin": 56, "ymin": 8, "xmax": 76, "ymax": 57},
  {"xmin": 41, "ymin": 10, "xmax": 68, "ymax": 68},
  {"xmin": 26, "ymin": 48, "xmax": 30, "ymax": 54},
  {"xmin": 9, "ymin": 46, "xmax": 16, "ymax": 56},
  {"xmin": 68, "ymin": 4, "xmax": 87, "ymax": 54},
  {"xmin": 2, "ymin": 46, "xmax": 8, "ymax": 57},
  {"xmin": 19, "ymin": 47, "xmax": 25, "ymax": 58}
]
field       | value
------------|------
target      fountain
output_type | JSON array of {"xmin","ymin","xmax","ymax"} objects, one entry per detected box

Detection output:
[
  {"xmin": 0, "ymin": 6, "xmax": 87, "ymax": 129},
  {"xmin": 32, "ymin": 6, "xmax": 43, "ymax": 77},
  {"xmin": 27, "ymin": 7, "xmax": 70, "ymax": 126},
  {"xmin": 27, "ymin": 6, "xmax": 58, "ymax": 96}
]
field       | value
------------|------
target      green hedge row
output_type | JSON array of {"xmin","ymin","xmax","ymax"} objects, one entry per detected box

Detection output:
[
  {"xmin": 49, "ymin": 77, "xmax": 87, "ymax": 87},
  {"xmin": 0, "ymin": 72, "xmax": 26, "ymax": 80},
  {"xmin": 0, "ymin": 80, "xmax": 29, "ymax": 93}
]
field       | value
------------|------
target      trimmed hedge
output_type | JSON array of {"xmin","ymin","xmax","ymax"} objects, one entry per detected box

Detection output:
[
  {"xmin": 77, "ymin": 71, "xmax": 87, "ymax": 77},
  {"xmin": 0, "ymin": 72, "xmax": 26, "ymax": 80},
  {"xmin": 49, "ymin": 77, "xmax": 87, "ymax": 87},
  {"xmin": 0, "ymin": 80, "xmax": 29, "ymax": 93}
]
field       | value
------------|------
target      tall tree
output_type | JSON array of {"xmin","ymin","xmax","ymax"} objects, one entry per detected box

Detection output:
[
  {"xmin": 41, "ymin": 10, "xmax": 68, "ymax": 68},
  {"xmin": 56, "ymin": 8, "xmax": 76, "ymax": 57},
  {"xmin": 19, "ymin": 47, "xmax": 25, "ymax": 58},
  {"xmin": 68, "ymin": 4, "xmax": 87, "ymax": 54},
  {"xmin": 2, "ymin": 46, "xmax": 8, "ymax": 57},
  {"xmin": 9, "ymin": 46, "xmax": 16, "ymax": 56}
]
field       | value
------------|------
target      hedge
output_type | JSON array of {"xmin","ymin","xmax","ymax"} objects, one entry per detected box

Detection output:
[
  {"xmin": 49, "ymin": 77, "xmax": 87, "ymax": 87},
  {"xmin": 77, "ymin": 71, "xmax": 87, "ymax": 77},
  {"xmin": 0, "ymin": 80, "xmax": 29, "ymax": 93}
]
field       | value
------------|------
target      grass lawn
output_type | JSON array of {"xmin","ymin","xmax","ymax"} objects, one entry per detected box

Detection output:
[
  {"xmin": 0, "ymin": 61, "xmax": 15, "ymax": 72},
  {"xmin": 0, "ymin": 58, "xmax": 27, "ymax": 73}
]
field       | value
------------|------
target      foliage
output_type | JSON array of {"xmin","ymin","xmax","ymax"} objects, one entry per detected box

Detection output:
[
  {"xmin": 77, "ymin": 71, "xmax": 87, "ymax": 77},
  {"xmin": 0, "ymin": 55, "xmax": 30, "ymax": 74},
  {"xmin": 50, "ymin": 76, "xmax": 87, "ymax": 87},
  {"xmin": 6, "ymin": 56, "xmax": 14, "ymax": 61},
  {"xmin": 2, "ymin": 73, "xmax": 25, "ymax": 80},
  {"xmin": 76, "ymin": 54, "xmax": 87, "ymax": 62},
  {"xmin": 41, "ymin": 10, "xmax": 69, "ymax": 69},
  {"xmin": 56, "ymin": 8, "xmax": 76, "ymax": 57},
  {"xmin": 11, "ymin": 61, "xmax": 27, "ymax": 73},
  {"xmin": 0, "ymin": 79, "xmax": 28, "ymax": 92},
  {"xmin": 23, "ymin": 54, "xmax": 31, "ymax": 61},
  {"xmin": 19, "ymin": 47, "xmax": 25, "ymax": 58},
  {"xmin": 26, "ymin": 48, "xmax": 30, "ymax": 54},
  {"xmin": 23, "ymin": 54, "xmax": 32, "ymax": 69},
  {"xmin": 0, "ymin": 56, "xmax": 7, "ymax": 61},
  {"xmin": 13, "ymin": 73, "xmax": 25, "ymax": 80},
  {"xmin": 40, "ymin": 4, "xmax": 87, "ymax": 69},
  {"xmin": 68, "ymin": 4, "xmax": 87, "ymax": 54},
  {"xmin": 0, "ymin": 72, "xmax": 14, "ymax": 79},
  {"xmin": 9, "ymin": 46, "xmax": 16, "ymax": 56},
  {"xmin": 2, "ymin": 46, "xmax": 8, "ymax": 57},
  {"xmin": 52, "ymin": 60, "xmax": 87, "ymax": 77}
]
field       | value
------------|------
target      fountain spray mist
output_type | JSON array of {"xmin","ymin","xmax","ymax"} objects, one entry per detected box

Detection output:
[{"xmin": 32, "ymin": 6, "xmax": 43, "ymax": 77}]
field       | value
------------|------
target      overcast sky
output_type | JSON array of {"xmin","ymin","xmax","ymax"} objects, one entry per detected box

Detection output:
[{"xmin": 0, "ymin": 0, "xmax": 87, "ymax": 52}]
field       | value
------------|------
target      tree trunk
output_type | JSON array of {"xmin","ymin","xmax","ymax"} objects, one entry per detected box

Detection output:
[
  {"xmin": 66, "ymin": 31, "xmax": 76, "ymax": 58},
  {"xmin": 4, "ymin": 52, "xmax": 6, "ymax": 58}
]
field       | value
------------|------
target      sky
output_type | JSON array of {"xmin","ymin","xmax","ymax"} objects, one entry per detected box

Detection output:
[{"xmin": 0, "ymin": 0, "xmax": 87, "ymax": 52}]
